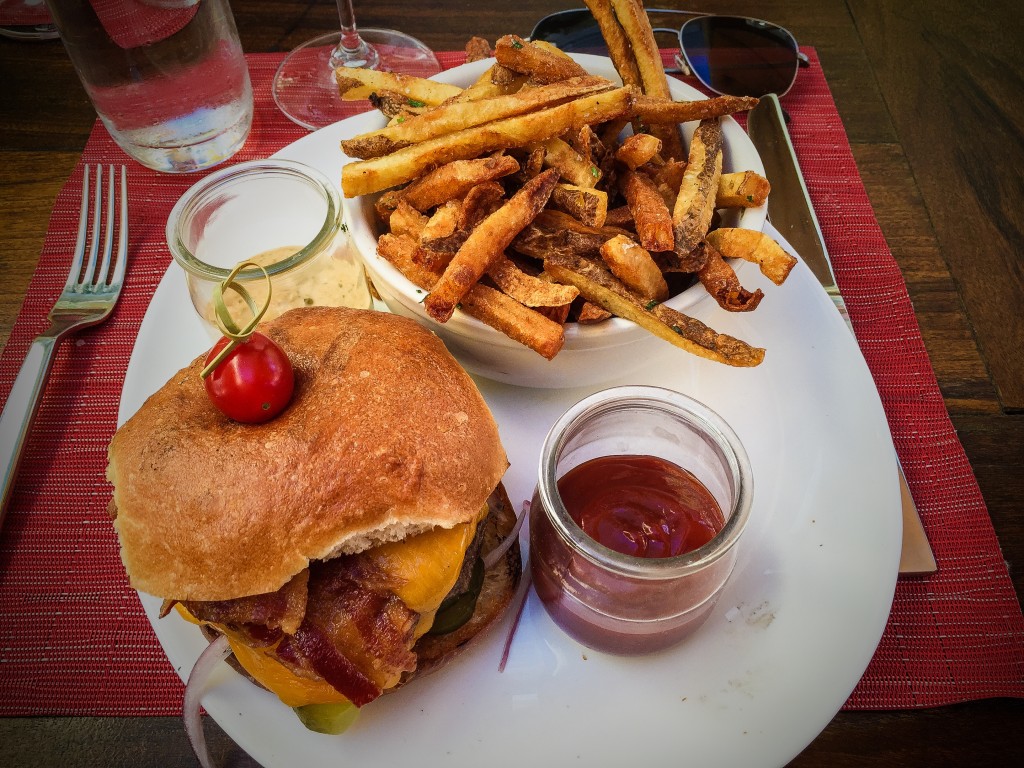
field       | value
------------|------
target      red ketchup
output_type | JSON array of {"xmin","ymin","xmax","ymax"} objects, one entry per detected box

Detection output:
[
  {"xmin": 557, "ymin": 455, "xmax": 725, "ymax": 558},
  {"xmin": 530, "ymin": 454, "xmax": 732, "ymax": 654}
]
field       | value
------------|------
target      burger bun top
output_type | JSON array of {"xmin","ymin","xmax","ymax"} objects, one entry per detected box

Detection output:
[{"xmin": 107, "ymin": 307, "xmax": 508, "ymax": 601}]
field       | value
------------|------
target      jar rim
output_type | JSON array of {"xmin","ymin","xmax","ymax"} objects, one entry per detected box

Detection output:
[
  {"xmin": 536, "ymin": 385, "xmax": 754, "ymax": 580},
  {"xmin": 165, "ymin": 159, "xmax": 342, "ymax": 282}
]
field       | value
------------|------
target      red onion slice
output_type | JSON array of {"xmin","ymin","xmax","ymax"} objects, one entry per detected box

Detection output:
[
  {"xmin": 499, "ymin": 567, "xmax": 533, "ymax": 673},
  {"xmin": 483, "ymin": 500, "xmax": 528, "ymax": 571},
  {"xmin": 183, "ymin": 634, "xmax": 233, "ymax": 768}
]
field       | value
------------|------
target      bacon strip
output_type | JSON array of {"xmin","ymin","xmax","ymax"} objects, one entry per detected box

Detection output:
[
  {"xmin": 183, "ymin": 570, "xmax": 309, "ymax": 637},
  {"xmin": 182, "ymin": 552, "xmax": 418, "ymax": 707},
  {"xmin": 281, "ymin": 624, "xmax": 382, "ymax": 707},
  {"xmin": 300, "ymin": 555, "xmax": 418, "ymax": 695}
]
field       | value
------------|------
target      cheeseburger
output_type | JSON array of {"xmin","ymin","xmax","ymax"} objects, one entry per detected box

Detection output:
[{"xmin": 107, "ymin": 307, "xmax": 521, "ymax": 732}]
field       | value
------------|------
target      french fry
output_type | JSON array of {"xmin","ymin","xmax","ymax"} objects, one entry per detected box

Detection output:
[
  {"xmin": 650, "ymin": 160, "xmax": 687, "ymax": 193},
  {"xmin": 494, "ymin": 35, "xmax": 591, "ymax": 83},
  {"xmin": 457, "ymin": 181, "xmax": 506, "ymax": 231},
  {"xmin": 378, "ymin": 233, "xmax": 437, "ymax": 287},
  {"xmin": 487, "ymin": 255, "xmax": 581, "ymax": 307},
  {"xmin": 487, "ymin": 63, "xmax": 529, "ymax": 93},
  {"xmin": 420, "ymin": 200, "xmax": 462, "ymax": 243},
  {"xmin": 512, "ymin": 209, "xmax": 632, "ymax": 261},
  {"xmin": 509, "ymin": 145, "xmax": 545, "ymax": 183},
  {"xmin": 566, "ymin": 124, "xmax": 600, "ymax": 165},
  {"xmin": 672, "ymin": 118, "xmax": 724, "ymax": 267},
  {"xmin": 608, "ymin": 0, "xmax": 666, "ymax": 96},
  {"xmin": 634, "ymin": 94, "xmax": 760, "ymax": 126},
  {"xmin": 649, "ymin": 165, "xmax": 767, "ymax": 212},
  {"xmin": 550, "ymin": 183, "xmax": 609, "ymax": 227},
  {"xmin": 705, "ymin": 228, "xmax": 797, "ymax": 285},
  {"xmin": 448, "ymin": 65, "xmax": 519, "ymax": 103},
  {"xmin": 341, "ymin": 86, "xmax": 636, "ymax": 197},
  {"xmin": 534, "ymin": 137, "xmax": 603, "ymax": 188},
  {"xmin": 577, "ymin": 301, "xmax": 614, "ymax": 323},
  {"xmin": 374, "ymin": 190, "xmax": 403, "ymax": 225},
  {"xmin": 367, "ymin": 91, "xmax": 431, "ymax": 120},
  {"xmin": 544, "ymin": 252, "xmax": 765, "ymax": 366},
  {"xmin": 425, "ymin": 168, "xmax": 561, "ymax": 323},
  {"xmin": 620, "ymin": 168, "xmax": 674, "ymax": 252},
  {"xmin": 400, "ymin": 154, "xmax": 520, "ymax": 212},
  {"xmin": 528, "ymin": 40, "xmax": 570, "ymax": 60},
  {"xmin": 378, "ymin": 234, "xmax": 565, "ymax": 359},
  {"xmin": 647, "ymin": 161, "xmax": 688, "ymax": 210},
  {"xmin": 603, "ymin": 205, "xmax": 635, "ymax": 229},
  {"xmin": 465, "ymin": 36, "xmax": 492, "ymax": 62},
  {"xmin": 542, "ymin": 208, "xmax": 633, "ymax": 239},
  {"xmin": 335, "ymin": 68, "xmax": 462, "ymax": 105},
  {"xmin": 599, "ymin": 118, "xmax": 631, "ymax": 150},
  {"xmin": 600, "ymin": 234, "xmax": 669, "ymax": 302},
  {"xmin": 342, "ymin": 77, "xmax": 615, "ymax": 159},
  {"xmin": 615, "ymin": 132, "xmax": 662, "ymax": 170},
  {"xmin": 608, "ymin": 0, "xmax": 686, "ymax": 160},
  {"xmin": 535, "ymin": 302, "xmax": 573, "ymax": 325},
  {"xmin": 458, "ymin": 283, "xmax": 566, "ymax": 360},
  {"xmin": 388, "ymin": 199, "xmax": 428, "ymax": 240},
  {"xmin": 715, "ymin": 171, "xmax": 771, "ymax": 209},
  {"xmin": 411, "ymin": 239, "xmax": 454, "ymax": 274},
  {"xmin": 582, "ymin": 0, "xmax": 642, "ymax": 88},
  {"xmin": 650, "ymin": 303, "xmax": 765, "ymax": 367},
  {"xmin": 694, "ymin": 242, "xmax": 764, "ymax": 311}
]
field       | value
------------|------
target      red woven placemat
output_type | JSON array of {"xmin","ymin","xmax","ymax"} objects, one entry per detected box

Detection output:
[
  {"xmin": 1, "ymin": 50, "xmax": 1022, "ymax": 716},
  {"xmin": 0, "ymin": 0, "xmax": 51, "ymax": 26}
]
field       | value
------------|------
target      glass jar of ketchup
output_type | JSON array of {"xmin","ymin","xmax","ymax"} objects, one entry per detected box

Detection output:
[{"xmin": 530, "ymin": 386, "xmax": 753, "ymax": 655}]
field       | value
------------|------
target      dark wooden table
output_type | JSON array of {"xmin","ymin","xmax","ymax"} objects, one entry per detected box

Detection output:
[{"xmin": 1, "ymin": 1, "xmax": 1021, "ymax": 766}]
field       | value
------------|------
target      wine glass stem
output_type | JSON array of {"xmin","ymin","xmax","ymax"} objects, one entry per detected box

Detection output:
[{"xmin": 331, "ymin": 0, "xmax": 380, "ymax": 70}]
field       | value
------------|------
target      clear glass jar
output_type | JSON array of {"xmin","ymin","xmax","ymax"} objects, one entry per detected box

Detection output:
[
  {"xmin": 530, "ymin": 386, "xmax": 753, "ymax": 655},
  {"xmin": 166, "ymin": 159, "xmax": 372, "ymax": 331}
]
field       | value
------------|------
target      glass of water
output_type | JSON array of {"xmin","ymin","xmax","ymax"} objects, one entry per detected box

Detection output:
[{"xmin": 45, "ymin": 0, "xmax": 253, "ymax": 173}]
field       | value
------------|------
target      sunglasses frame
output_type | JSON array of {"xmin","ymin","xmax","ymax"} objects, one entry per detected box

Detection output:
[{"xmin": 529, "ymin": 8, "xmax": 807, "ymax": 99}]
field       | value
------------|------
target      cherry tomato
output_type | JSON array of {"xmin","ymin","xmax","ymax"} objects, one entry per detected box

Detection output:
[{"xmin": 203, "ymin": 332, "xmax": 294, "ymax": 423}]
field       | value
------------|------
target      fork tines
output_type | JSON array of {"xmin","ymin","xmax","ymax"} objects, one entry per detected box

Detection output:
[{"xmin": 67, "ymin": 164, "xmax": 128, "ymax": 295}]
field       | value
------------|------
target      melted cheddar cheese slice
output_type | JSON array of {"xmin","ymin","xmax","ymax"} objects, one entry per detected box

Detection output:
[
  {"xmin": 365, "ymin": 516, "xmax": 478, "ymax": 638},
  {"xmin": 179, "ymin": 516, "xmax": 480, "ymax": 708}
]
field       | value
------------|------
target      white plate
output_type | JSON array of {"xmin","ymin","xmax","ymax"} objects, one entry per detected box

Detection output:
[{"xmin": 118, "ymin": 61, "xmax": 900, "ymax": 768}]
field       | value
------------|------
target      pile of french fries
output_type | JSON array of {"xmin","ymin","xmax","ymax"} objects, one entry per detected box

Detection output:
[{"xmin": 337, "ymin": 0, "xmax": 797, "ymax": 367}]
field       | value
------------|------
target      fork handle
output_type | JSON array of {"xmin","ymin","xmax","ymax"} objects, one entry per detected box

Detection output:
[{"xmin": 0, "ymin": 335, "xmax": 60, "ymax": 528}]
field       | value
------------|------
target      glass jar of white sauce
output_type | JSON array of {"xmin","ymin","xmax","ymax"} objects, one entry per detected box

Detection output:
[{"xmin": 166, "ymin": 159, "xmax": 372, "ymax": 332}]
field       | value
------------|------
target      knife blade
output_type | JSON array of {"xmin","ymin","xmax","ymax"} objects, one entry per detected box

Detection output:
[{"xmin": 747, "ymin": 93, "xmax": 937, "ymax": 574}]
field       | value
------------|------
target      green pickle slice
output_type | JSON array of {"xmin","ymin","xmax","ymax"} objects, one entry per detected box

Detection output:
[
  {"xmin": 293, "ymin": 701, "xmax": 360, "ymax": 734},
  {"xmin": 428, "ymin": 557, "xmax": 485, "ymax": 635}
]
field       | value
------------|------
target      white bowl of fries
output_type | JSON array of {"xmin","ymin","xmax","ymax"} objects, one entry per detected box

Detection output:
[{"xmin": 343, "ymin": 48, "xmax": 785, "ymax": 389}]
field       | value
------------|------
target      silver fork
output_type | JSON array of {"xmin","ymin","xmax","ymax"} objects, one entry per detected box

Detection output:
[{"xmin": 0, "ymin": 164, "xmax": 129, "ymax": 525}]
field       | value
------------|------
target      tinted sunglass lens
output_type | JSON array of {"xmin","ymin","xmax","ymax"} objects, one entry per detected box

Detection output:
[
  {"xmin": 680, "ymin": 17, "xmax": 798, "ymax": 97},
  {"xmin": 530, "ymin": 11, "xmax": 609, "ymax": 56}
]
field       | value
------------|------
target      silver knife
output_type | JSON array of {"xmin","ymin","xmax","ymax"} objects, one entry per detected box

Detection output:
[{"xmin": 747, "ymin": 93, "xmax": 937, "ymax": 574}]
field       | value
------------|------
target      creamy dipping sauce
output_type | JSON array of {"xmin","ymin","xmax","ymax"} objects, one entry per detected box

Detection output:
[{"xmin": 204, "ymin": 240, "xmax": 372, "ymax": 326}]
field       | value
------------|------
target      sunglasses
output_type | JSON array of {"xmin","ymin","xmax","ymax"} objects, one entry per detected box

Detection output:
[{"xmin": 529, "ymin": 8, "xmax": 808, "ymax": 99}]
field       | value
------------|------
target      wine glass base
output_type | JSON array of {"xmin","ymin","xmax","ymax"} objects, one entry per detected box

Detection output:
[
  {"xmin": 0, "ymin": 24, "xmax": 59, "ymax": 40},
  {"xmin": 0, "ymin": 0, "xmax": 58, "ymax": 39},
  {"xmin": 273, "ymin": 28, "xmax": 441, "ymax": 131}
]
